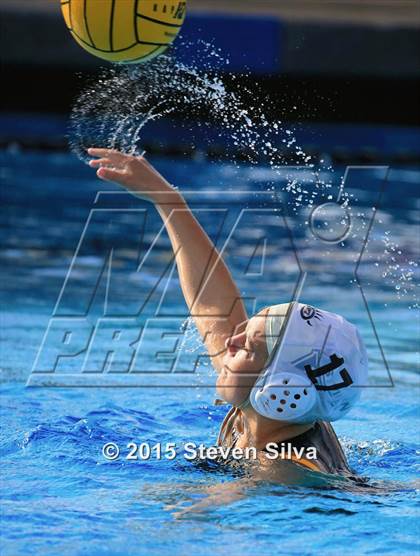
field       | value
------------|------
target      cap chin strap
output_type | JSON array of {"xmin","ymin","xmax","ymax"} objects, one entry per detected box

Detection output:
[{"xmin": 236, "ymin": 397, "xmax": 252, "ymax": 410}]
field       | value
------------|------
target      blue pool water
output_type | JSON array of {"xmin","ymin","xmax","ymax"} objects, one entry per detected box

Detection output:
[{"xmin": 1, "ymin": 150, "xmax": 419, "ymax": 555}]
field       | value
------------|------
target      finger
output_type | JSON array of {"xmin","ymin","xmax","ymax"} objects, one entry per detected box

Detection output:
[
  {"xmin": 88, "ymin": 158, "xmax": 113, "ymax": 168},
  {"xmin": 88, "ymin": 148, "xmax": 128, "ymax": 164},
  {"xmin": 87, "ymin": 147, "xmax": 113, "ymax": 157},
  {"xmin": 96, "ymin": 167, "xmax": 127, "ymax": 183}
]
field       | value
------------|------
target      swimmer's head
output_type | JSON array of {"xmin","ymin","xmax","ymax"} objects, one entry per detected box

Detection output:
[{"xmin": 250, "ymin": 302, "xmax": 369, "ymax": 424}]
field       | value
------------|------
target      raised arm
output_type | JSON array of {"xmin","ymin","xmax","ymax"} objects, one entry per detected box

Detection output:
[{"xmin": 88, "ymin": 148, "xmax": 248, "ymax": 371}]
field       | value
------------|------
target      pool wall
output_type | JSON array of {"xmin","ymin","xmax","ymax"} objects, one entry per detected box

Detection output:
[{"xmin": 2, "ymin": 1, "xmax": 419, "ymax": 126}]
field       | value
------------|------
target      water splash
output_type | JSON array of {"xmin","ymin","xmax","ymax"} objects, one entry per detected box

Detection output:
[
  {"xmin": 69, "ymin": 42, "xmax": 418, "ymax": 314},
  {"xmin": 69, "ymin": 42, "xmax": 325, "ymax": 178}
]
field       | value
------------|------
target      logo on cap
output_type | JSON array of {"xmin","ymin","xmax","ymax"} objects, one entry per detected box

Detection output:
[{"xmin": 300, "ymin": 305, "xmax": 323, "ymax": 326}]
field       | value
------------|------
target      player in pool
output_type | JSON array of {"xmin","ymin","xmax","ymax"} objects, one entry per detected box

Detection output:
[{"xmin": 88, "ymin": 147, "xmax": 368, "ymax": 480}]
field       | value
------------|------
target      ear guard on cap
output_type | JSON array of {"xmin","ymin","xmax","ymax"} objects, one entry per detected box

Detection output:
[
  {"xmin": 249, "ymin": 302, "xmax": 368, "ymax": 424},
  {"xmin": 251, "ymin": 372, "xmax": 318, "ymax": 423}
]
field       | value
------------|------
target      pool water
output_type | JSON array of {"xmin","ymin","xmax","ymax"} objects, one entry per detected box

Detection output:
[{"xmin": 1, "ymin": 150, "xmax": 419, "ymax": 555}]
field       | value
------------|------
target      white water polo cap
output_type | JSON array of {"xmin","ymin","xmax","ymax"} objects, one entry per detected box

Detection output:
[{"xmin": 249, "ymin": 302, "xmax": 368, "ymax": 424}]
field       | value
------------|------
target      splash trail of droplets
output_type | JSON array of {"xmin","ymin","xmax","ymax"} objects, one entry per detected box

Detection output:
[{"xmin": 69, "ymin": 42, "xmax": 418, "ymax": 315}]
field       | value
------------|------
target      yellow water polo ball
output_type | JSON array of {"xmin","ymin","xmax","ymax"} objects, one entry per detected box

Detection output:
[{"xmin": 61, "ymin": 0, "xmax": 187, "ymax": 63}]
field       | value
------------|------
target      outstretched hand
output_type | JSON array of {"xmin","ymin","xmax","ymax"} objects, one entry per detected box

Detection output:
[{"xmin": 88, "ymin": 148, "xmax": 174, "ymax": 202}]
